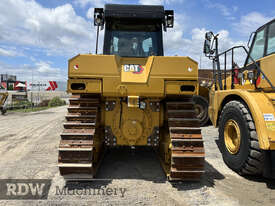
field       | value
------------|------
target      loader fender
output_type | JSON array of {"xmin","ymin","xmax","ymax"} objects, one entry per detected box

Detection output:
[{"xmin": 214, "ymin": 89, "xmax": 275, "ymax": 150}]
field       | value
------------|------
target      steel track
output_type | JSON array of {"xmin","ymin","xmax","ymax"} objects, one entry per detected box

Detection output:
[
  {"xmin": 165, "ymin": 97, "xmax": 205, "ymax": 180},
  {"xmin": 58, "ymin": 94, "xmax": 103, "ymax": 180}
]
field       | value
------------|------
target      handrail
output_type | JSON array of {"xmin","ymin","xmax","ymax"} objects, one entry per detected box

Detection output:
[{"xmin": 214, "ymin": 45, "xmax": 275, "ymax": 91}]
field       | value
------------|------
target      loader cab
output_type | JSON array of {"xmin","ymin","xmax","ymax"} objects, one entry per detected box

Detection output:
[
  {"xmin": 94, "ymin": 4, "xmax": 174, "ymax": 57},
  {"xmin": 245, "ymin": 19, "xmax": 275, "ymax": 65}
]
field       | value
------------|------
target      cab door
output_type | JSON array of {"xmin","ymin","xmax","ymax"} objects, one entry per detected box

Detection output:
[
  {"xmin": 246, "ymin": 20, "xmax": 275, "ymax": 88},
  {"xmin": 259, "ymin": 21, "xmax": 275, "ymax": 88}
]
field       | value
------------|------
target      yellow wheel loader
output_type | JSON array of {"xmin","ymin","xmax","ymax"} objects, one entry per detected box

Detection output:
[
  {"xmin": 195, "ymin": 69, "xmax": 215, "ymax": 127},
  {"xmin": 0, "ymin": 92, "xmax": 8, "ymax": 115},
  {"xmin": 203, "ymin": 19, "xmax": 275, "ymax": 178},
  {"xmin": 58, "ymin": 4, "xmax": 205, "ymax": 181}
]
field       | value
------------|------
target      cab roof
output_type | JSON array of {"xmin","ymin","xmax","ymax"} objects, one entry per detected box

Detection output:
[{"xmin": 104, "ymin": 4, "xmax": 165, "ymax": 20}]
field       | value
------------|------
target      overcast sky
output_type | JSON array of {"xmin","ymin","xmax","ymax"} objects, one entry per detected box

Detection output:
[{"xmin": 0, "ymin": 0, "xmax": 274, "ymax": 82}]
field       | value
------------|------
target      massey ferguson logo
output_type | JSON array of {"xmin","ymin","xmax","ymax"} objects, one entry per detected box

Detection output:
[{"xmin": 123, "ymin": 64, "xmax": 144, "ymax": 74}]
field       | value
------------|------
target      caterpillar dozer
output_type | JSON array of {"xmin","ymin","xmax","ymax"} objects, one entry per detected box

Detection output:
[
  {"xmin": 203, "ymin": 19, "xmax": 275, "ymax": 178},
  {"xmin": 0, "ymin": 92, "xmax": 8, "ymax": 115},
  {"xmin": 58, "ymin": 4, "xmax": 205, "ymax": 181}
]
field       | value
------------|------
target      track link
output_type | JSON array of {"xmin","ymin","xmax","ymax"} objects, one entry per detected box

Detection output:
[
  {"xmin": 166, "ymin": 97, "xmax": 205, "ymax": 180},
  {"xmin": 58, "ymin": 94, "xmax": 103, "ymax": 180}
]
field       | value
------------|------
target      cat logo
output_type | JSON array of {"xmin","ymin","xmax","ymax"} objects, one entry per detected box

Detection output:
[{"xmin": 123, "ymin": 65, "xmax": 144, "ymax": 74}]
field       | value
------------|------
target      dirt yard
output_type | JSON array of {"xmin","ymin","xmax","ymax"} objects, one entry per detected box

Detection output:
[{"xmin": 0, "ymin": 106, "xmax": 274, "ymax": 206}]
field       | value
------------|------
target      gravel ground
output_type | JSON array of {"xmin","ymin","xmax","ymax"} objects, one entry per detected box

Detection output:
[{"xmin": 0, "ymin": 106, "xmax": 274, "ymax": 206}]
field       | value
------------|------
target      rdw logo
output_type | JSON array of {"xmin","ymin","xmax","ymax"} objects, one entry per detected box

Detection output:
[
  {"xmin": 46, "ymin": 81, "xmax": 58, "ymax": 91},
  {"xmin": 0, "ymin": 179, "xmax": 51, "ymax": 200},
  {"xmin": 123, "ymin": 65, "xmax": 144, "ymax": 74}
]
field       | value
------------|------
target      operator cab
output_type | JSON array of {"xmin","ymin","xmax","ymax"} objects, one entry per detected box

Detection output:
[
  {"xmin": 94, "ymin": 4, "xmax": 174, "ymax": 57},
  {"xmin": 104, "ymin": 19, "xmax": 163, "ymax": 57},
  {"xmin": 246, "ymin": 19, "xmax": 275, "ymax": 65}
]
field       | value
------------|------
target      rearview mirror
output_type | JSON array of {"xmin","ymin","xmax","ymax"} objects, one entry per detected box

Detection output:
[
  {"xmin": 205, "ymin": 32, "xmax": 213, "ymax": 41},
  {"xmin": 203, "ymin": 39, "xmax": 211, "ymax": 54},
  {"xmin": 203, "ymin": 32, "xmax": 214, "ymax": 55}
]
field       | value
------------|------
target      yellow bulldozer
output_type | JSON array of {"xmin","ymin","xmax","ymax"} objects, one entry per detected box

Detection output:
[
  {"xmin": 0, "ymin": 92, "xmax": 8, "ymax": 115},
  {"xmin": 58, "ymin": 4, "xmax": 205, "ymax": 181},
  {"xmin": 203, "ymin": 19, "xmax": 275, "ymax": 178}
]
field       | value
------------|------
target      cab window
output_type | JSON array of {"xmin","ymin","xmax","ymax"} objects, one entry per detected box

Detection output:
[
  {"xmin": 267, "ymin": 21, "xmax": 275, "ymax": 55},
  {"xmin": 248, "ymin": 29, "xmax": 266, "ymax": 64}
]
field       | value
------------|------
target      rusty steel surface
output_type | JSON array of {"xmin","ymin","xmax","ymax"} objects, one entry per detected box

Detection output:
[
  {"xmin": 166, "ymin": 98, "xmax": 205, "ymax": 180},
  {"xmin": 58, "ymin": 94, "xmax": 102, "ymax": 179}
]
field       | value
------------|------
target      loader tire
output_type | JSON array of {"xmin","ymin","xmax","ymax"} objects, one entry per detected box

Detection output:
[
  {"xmin": 218, "ymin": 100, "xmax": 264, "ymax": 176},
  {"xmin": 192, "ymin": 95, "xmax": 209, "ymax": 126}
]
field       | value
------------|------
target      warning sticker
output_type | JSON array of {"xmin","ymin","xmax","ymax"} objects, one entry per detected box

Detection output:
[
  {"xmin": 263, "ymin": 113, "xmax": 275, "ymax": 121},
  {"xmin": 266, "ymin": 122, "xmax": 275, "ymax": 131}
]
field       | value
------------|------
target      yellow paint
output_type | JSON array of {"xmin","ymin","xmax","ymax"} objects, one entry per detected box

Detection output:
[
  {"xmin": 68, "ymin": 54, "xmax": 199, "ymax": 97},
  {"xmin": 103, "ymin": 77, "xmax": 165, "ymax": 97},
  {"xmin": 257, "ymin": 54, "xmax": 275, "ymax": 88},
  {"xmin": 224, "ymin": 119, "xmax": 241, "ymax": 154},
  {"xmin": 104, "ymin": 98, "xmax": 159, "ymax": 146},
  {"xmin": 208, "ymin": 51, "xmax": 275, "ymax": 151},
  {"xmin": 67, "ymin": 54, "xmax": 199, "ymax": 148},
  {"xmin": 121, "ymin": 56, "xmax": 154, "ymax": 83},
  {"xmin": 209, "ymin": 89, "xmax": 275, "ymax": 150},
  {"xmin": 270, "ymin": 142, "xmax": 275, "ymax": 150},
  {"xmin": 198, "ymin": 85, "xmax": 210, "ymax": 101},
  {"xmin": 67, "ymin": 79, "xmax": 101, "ymax": 93},
  {"xmin": 266, "ymin": 122, "xmax": 275, "ymax": 131},
  {"xmin": 165, "ymin": 81, "xmax": 198, "ymax": 95},
  {"xmin": 127, "ymin": 96, "xmax": 139, "ymax": 108}
]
